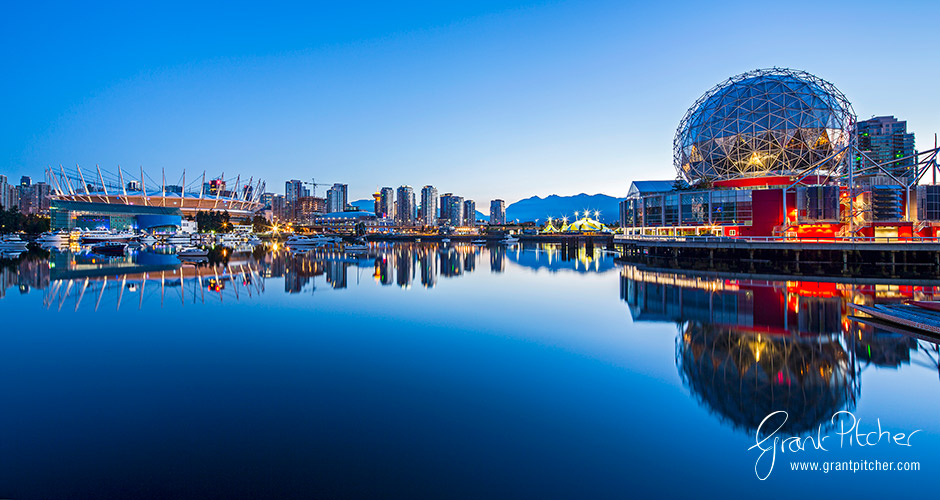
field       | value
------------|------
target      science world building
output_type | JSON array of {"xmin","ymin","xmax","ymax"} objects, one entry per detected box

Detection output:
[
  {"xmin": 47, "ymin": 166, "xmax": 264, "ymax": 232},
  {"xmin": 621, "ymin": 68, "xmax": 940, "ymax": 239}
]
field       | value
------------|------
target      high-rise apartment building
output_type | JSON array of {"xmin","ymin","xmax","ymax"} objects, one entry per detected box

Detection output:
[
  {"xmin": 490, "ymin": 199, "xmax": 506, "ymax": 225},
  {"xmin": 0, "ymin": 175, "xmax": 9, "ymax": 210},
  {"xmin": 285, "ymin": 180, "xmax": 308, "ymax": 205},
  {"xmin": 204, "ymin": 178, "xmax": 226, "ymax": 196},
  {"xmin": 326, "ymin": 183, "xmax": 347, "ymax": 213},
  {"xmin": 285, "ymin": 180, "xmax": 309, "ymax": 221},
  {"xmin": 29, "ymin": 182, "xmax": 51, "ymax": 215},
  {"xmin": 420, "ymin": 185, "xmax": 438, "ymax": 226},
  {"xmin": 260, "ymin": 192, "xmax": 275, "ymax": 209},
  {"xmin": 855, "ymin": 116, "xmax": 916, "ymax": 181},
  {"xmin": 379, "ymin": 187, "xmax": 395, "ymax": 219},
  {"xmin": 440, "ymin": 193, "xmax": 454, "ymax": 224},
  {"xmin": 6, "ymin": 183, "xmax": 19, "ymax": 210},
  {"xmin": 448, "ymin": 196, "xmax": 464, "ymax": 226},
  {"xmin": 298, "ymin": 196, "xmax": 326, "ymax": 223},
  {"xmin": 396, "ymin": 186, "xmax": 415, "ymax": 226},
  {"xmin": 17, "ymin": 176, "xmax": 32, "ymax": 214},
  {"xmin": 271, "ymin": 195, "xmax": 287, "ymax": 222},
  {"xmin": 463, "ymin": 199, "xmax": 476, "ymax": 226},
  {"xmin": 440, "ymin": 193, "xmax": 466, "ymax": 226}
]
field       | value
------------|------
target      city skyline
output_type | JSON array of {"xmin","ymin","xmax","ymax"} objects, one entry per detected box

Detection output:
[{"xmin": 3, "ymin": 0, "xmax": 938, "ymax": 205}]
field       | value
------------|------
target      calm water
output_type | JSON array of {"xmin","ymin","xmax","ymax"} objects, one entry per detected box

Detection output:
[{"xmin": 1, "ymin": 242, "xmax": 938, "ymax": 499}]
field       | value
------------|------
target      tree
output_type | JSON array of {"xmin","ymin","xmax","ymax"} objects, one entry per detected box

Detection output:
[
  {"xmin": 195, "ymin": 210, "xmax": 234, "ymax": 233},
  {"xmin": 0, "ymin": 206, "xmax": 23, "ymax": 234},
  {"xmin": 252, "ymin": 215, "xmax": 269, "ymax": 233},
  {"xmin": 23, "ymin": 215, "xmax": 50, "ymax": 234}
]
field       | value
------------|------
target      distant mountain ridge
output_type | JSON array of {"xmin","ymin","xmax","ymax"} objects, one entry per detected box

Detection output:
[
  {"xmin": 352, "ymin": 193, "xmax": 622, "ymax": 223},
  {"xmin": 350, "ymin": 199, "xmax": 376, "ymax": 213},
  {"xmin": 506, "ymin": 193, "xmax": 621, "ymax": 224}
]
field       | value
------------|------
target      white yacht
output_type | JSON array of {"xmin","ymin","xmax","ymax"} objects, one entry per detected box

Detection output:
[
  {"xmin": 165, "ymin": 232, "xmax": 195, "ymax": 245},
  {"xmin": 286, "ymin": 234, "xmax": 333, "ymax": 247},
  {"xmin": 177, "ymin": 247, "xmax": 209, "ymax": 258},
  {"xmin": 343, "ymin": 239, "xmax": 369, "ymax": 252},
  {"xmin": 79, "ymin": 230, "xmax": 136, "ymax": 244},
  {"xmin": 138, "ymin": 234, "xmax": 158, "ymax": 245},
  {"xmin": 36, "ymin": 230, "xmax": 71, "ymax": 244},
  {"xmin": 0, "ymin": 234, "xmax": 29, "ymax": 251},
  {"xmin": 500, "ymin": 235, "xmax": 519, "ymax": 244}
]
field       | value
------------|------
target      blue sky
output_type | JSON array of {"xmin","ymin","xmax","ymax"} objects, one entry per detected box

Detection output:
[{"xmin": 2, "ymin": 0, "xmax": 938, "ymax": 204}]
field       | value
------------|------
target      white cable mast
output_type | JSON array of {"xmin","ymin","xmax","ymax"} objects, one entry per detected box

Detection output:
[
  {"xmin": 60, "ymin": 165, "xmax": 75, "ymax": 196},
  {"xmin": 118, "ymin": 166, "xmax": 128, "ymax": 204},
  {"xmin": 140, "ymin": 166, "xmax": 148, "ymax": 206},
  {"xmin": 96, "ymin": 164, "xmax": 109, "ymax": 203},
  {"xmin": 76, "ymin": 164, "xmax": 91, "ymax": 202}
]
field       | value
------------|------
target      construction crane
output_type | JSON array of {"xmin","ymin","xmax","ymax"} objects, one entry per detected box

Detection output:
[{"xmin": 302, "ymin": 178, "xmax": 332, "ymax": 198}]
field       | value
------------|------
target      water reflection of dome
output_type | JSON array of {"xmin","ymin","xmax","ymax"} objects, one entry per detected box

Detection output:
[{"xmin": 677, "ymin": 323, "xmax": 857, "ymax": 434}]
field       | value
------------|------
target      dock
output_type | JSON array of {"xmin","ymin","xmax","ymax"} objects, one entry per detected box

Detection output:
[
  {"xmin": 849, "ymin": 303, "xmax": 940, "ymax": 338},
  {"xmin": 614, "ymin": 235, "xmax": 940, "ymax": 278}
]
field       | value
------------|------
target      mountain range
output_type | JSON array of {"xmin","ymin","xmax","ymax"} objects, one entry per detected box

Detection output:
[
  {"xmin": 351, "ymin": 193, "xmax": 622, "ymax": 223},
  {"xmin": 505, "ymin": 193, "xmax": 621, "ymax": 224}
]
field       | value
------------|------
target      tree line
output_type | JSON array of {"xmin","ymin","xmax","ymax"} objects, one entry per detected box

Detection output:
[
  {"xmin": 195, "ymin": 210, "xmax": 233, "ymax": 233},
  {"xmin": 0, "ymin": 205, "xmax": 50, "ymax": 234}
]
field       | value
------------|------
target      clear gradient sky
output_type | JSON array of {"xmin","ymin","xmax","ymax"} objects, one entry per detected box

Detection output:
[{"xmin": 2, "ymin": 0, "xmax": 938, "ymax": 204}]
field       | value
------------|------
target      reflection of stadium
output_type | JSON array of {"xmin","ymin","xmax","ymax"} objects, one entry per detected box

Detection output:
[{"xmin": 47, "ymin": 166, "xmax": 264, "ymax": 232}]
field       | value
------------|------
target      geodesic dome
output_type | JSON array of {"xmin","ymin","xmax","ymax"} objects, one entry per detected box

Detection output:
[{"xmin": 674, "ymin": 68, "xmax": 855, "ymax": 184}]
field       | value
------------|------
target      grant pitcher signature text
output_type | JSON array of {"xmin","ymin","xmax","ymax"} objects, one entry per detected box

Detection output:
[{"xmin": 748, "ymin": 410, "xmax": 921, "ymax": 480}]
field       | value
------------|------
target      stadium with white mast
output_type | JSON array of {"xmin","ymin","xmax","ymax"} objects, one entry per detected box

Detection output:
[{"xmin": 47, "ymin": 165, "xmax": 265, "ymax": 232}]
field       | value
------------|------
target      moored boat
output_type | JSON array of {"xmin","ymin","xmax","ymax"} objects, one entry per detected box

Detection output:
[
  {"xmin": 36, "ymin": 230, "xmax": 71, "ymax": 244},
  {"xmin": 138, "ymin": 234, "xmax": 158, "ymax": 245},
  {"xmin": 80, "ymin": 230, "xmax": 136, "ymax": 244},
  {"xmin": 177, "ymin": 247, "xmax": 209, "ymax": 258},
  {"xmin": 286, "ymin": 234, "xmax": 334, "ymax": 247},
  {"xmin": 343, "ymin": 238, "xmax": 369, "ymax": 252},
  {"xmin": 90, "ymin": 242, "xmax": 127, "ymax": 256},
  {"xmin": 0, "ymin": 234, "xmax": 29, "ymax": 251}
]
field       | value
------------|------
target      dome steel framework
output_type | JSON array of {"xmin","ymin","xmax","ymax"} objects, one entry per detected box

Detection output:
[{"xmin": 674, "ymin": 68, "xmax": 855, "ymax": 184}]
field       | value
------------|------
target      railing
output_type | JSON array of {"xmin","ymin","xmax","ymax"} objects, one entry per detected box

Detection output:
[{"xmin": 615, "ymin": 234, "xmax": 940, "ymax": 244}]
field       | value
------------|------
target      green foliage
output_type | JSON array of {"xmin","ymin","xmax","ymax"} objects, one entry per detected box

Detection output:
[
  {"xmin": 195, "ymin": 210, "xmax": 233, "ymax": 233},
  {"xmin": 252, "ymin": 214, "xmax": 269, "ymax": 233},
  {"xmin": 23, "ymin": 214, "xmax": 50, "ymax": 234},
  {"xmin": 0, "ymin": 205, "xmax": 50, "ymax": 234}
]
